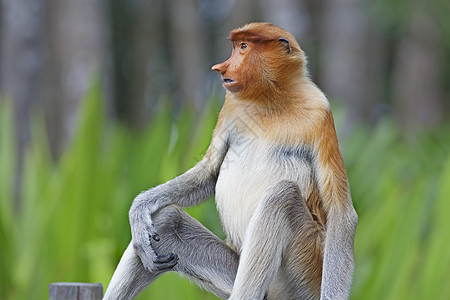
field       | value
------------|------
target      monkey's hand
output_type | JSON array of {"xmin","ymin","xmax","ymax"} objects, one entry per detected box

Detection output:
[{"xmin": 129, "ymin": 193, "xmax": 179, "ymax": 272}]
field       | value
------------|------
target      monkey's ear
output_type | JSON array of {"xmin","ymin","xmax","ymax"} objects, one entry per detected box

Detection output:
[{"xmin": 278, "ymin": 38, "xmax": 291, "ymax": 54}]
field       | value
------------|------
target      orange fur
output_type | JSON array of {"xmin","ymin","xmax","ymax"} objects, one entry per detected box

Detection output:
[
  {"xmin": 211, "ymin": 23, "xmax": 355, "ymax": 299},
  {"xmin": 213, "ymin": 23, "xmax": 349, "ymax": 213},
  {"xmin": 106, "ymin": 23, "xmax": 355, "ymax": 300}
]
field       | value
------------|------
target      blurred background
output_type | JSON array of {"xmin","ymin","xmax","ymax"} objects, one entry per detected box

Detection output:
[{"xmin": 1, "ymin": 0, "xmax": 450, "ymax": 299}]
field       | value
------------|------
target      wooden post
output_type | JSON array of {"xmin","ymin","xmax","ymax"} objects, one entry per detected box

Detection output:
[{"xmin": 49, "ymin": 282, "xmax": 103, "ymax": 300}]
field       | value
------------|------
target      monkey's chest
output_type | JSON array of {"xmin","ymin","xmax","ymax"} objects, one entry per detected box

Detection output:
[{"xmin": 215, "ymin": 141, "xmax": 313, "ymax": 251}]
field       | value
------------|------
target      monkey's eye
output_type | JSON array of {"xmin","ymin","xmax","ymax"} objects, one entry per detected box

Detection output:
[{"xmin": 240, "ymin": 43, "xmax": 248, "ymax": 50}]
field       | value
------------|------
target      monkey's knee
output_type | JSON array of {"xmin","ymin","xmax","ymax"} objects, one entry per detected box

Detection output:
[
  {"xmin": 152, "ymin": 205, "xmax": 184, "ymax": 234},
  {"xmin": 263, "ymin": 180, "xmax": 303, "ymax": 209},
  {"xmin": 151, "ymin": 205, "xmax": 208, "ymax": 243},
  {"xmin": 257, "ymin": 180, "xmax": 313, "ymax": 227},
  {"xmin": 270, "ymin": 180, "xmax": 301, "ymax": 196}
]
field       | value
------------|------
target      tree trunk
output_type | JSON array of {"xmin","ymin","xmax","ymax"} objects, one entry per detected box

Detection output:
[
  {"xmin": 0, "ymin": 0, "xmax": 47, "ymax": 206},
  {"xmin": 392, "ymin": 4, "xmax": 443, "ymax": 132},
  {"xmin": 128, "ymin": 0, "xmax": 166, "ymax": 129},
  {"xmin": 0, "ymin": 0, "xmax": 46, "ymax": 161},
  {"xmin": 47, "ymin": 0, "xmax": 111, "ymax": 155},
  {"xmin": 260, "ymin": 0, "xmax": 308, "ymax": 41},
  {"xmin": 320, "ymin": 0, "xmax": 382, "ymax": 133},
  {"xmin": 168, "ymin": 0, "xmax": 207, "ymax": 110}
]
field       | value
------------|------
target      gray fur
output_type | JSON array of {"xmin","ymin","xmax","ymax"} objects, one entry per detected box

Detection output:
[
  {"xmin": 104, "ymin": 122, "xmax": 357, "ymax": 300},
  {"xmin": 127, "ymin": 136, "xmax": 228, "ymax": 274},
  {"xmin": 320, "ymin": 206, "xmax": 358, "ymax": 300},
  {"xmin": 229, "ymin": 180, "xmax": 320, "ymax": 300},
  {"xmin": 103, "ymin": 205, "xmax": 238, "ymax": 300}
]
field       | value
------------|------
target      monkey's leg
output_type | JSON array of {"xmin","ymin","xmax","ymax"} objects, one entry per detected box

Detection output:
[
  {"xmin": 104, "ymin": 205, "xmax": 239, "ymax": 300},
  {"xmin": 229, "ymin": 180, "xmax": 323, "ymax": 300},
  {"xmin": 103, "ymin": 242, "xmax": 157, "ymax": 300}
]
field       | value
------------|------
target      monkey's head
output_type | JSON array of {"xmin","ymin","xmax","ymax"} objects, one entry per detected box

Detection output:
[{"xmin": 212, "ymin": 22, "xmax": 306, "ymax": 101}]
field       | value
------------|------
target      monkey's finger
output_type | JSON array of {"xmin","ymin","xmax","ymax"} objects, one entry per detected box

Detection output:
[
  {"xmin": 143, "ymin": 218, "xmax": 160, "ymax": 241},
  {"xmin": 154, "ymin": 253, "xmax": 177, "ymax": 263},
  {"xmin": 143, "ymin": 213, "xmax": 159, "ymax": 236},
  {"xmin": 133, "ymin": 243, "xmax": 153, "ymax": 268},
  {"xmin": 153, "ymin": 253, "xmax": 179, "ymax": 270}
]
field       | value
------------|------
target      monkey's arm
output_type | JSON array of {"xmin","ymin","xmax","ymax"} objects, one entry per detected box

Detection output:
[
  {"xmin": 320, "ymin": 202, "xmax": 357, "ymax": 300},
  {"xmin": 129, "ymin": 130, "xmax": 228, "ymax": 272},
  {"xmin": 316, "ymin": 112, "xmax": 358, "ymax": 300}
]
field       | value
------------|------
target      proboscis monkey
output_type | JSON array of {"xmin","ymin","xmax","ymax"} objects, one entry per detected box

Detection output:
[{"xmin": 104, "ymin": 22, "xmax": 358, "ymax": 300}]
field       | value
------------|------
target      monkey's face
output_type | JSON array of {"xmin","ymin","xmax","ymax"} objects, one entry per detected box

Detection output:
[
  {"xmin": 211, "ymin": 40, "xmax": 293, "ymax": 99},
  {"xmin": 212, "ymin": 23, "xmax": 305, "ymax": 100},
  {"xmin": 211, "ymin": 41, "xmax": 253, "ymax": 94}
]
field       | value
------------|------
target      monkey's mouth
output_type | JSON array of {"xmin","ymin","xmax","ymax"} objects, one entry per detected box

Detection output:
[
  {"xmin": 221, "ymin": 77, "xmax": 241, "ymax": 92},
  {"xmin": 222, "ymin": 77, "xmax": 238, "ymax": 88},
  {"xmin": 222, "ymin": 77, "xmax": 236, "ymax": 84}
]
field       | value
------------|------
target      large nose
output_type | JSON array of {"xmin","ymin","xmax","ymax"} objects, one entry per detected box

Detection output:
[{"xmin": 211, "ymin": 61, "xmax": 228, "ymax": 75}]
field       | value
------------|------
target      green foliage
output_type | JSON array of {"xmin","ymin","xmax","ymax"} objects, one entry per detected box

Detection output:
[
  {"xmin": 0, "ymin": 84, "xmax": 222, "ymax": 300},
  {"xmin": 1, "ymin": 85, "xmax": 450, "ymax": 299},
  {"xmin": 347, "ymin": 121, "xmax": 450, "ymax": 300}
]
